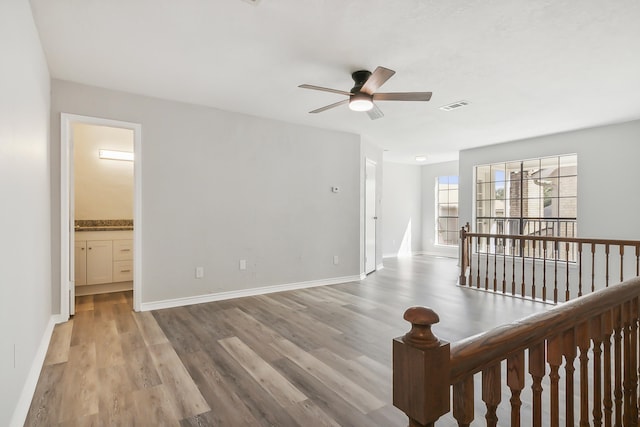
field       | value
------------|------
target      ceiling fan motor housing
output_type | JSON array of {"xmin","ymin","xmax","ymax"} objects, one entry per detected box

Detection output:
[{"xmin": 351, "ymin": 70, "xmax": 372, "ymax": 93}]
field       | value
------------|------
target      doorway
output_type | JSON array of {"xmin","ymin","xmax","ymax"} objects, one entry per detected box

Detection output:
[
  {"xmin": 365, "ymin": 159, "xmax": 377, "ymax": 274},
  {"xmin": 60, "ymin": 114, "xmax": 142, "ymax": 318}
]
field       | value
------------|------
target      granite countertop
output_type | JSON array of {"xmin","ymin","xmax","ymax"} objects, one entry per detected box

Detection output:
[{"xmin": 75, "ymin": 219, "xmax": 134, "ymax": 232}]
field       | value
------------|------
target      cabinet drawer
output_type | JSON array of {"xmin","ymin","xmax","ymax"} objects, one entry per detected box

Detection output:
[
  {"xmin": 113, "ymin": 239, "xmax": 133, "ymax": 261},
  {"xmin": 113, "ymin": 261, "xmax": 133, "ymax": 282}
]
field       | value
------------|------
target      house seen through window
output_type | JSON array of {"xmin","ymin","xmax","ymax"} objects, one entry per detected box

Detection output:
[
  {"xmin": 475, "ymin": 154, "xmax": 577, "ymax": 258},
  {"xmin": 437, "ymin": 175, "xmax": 459, "ymax": 246}
]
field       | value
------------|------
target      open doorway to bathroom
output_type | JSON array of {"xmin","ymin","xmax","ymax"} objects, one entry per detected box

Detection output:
[{"xmin": 61, "ymin": 114, "xmax": 142, "ymax": 318}]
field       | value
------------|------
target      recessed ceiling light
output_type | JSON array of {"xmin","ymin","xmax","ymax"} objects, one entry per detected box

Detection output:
[{"xmin": 415, "ymin": 155, "xmax": 427, "ymax": 162}]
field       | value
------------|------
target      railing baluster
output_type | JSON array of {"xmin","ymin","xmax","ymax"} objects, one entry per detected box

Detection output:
[
  {"xmin": 468, "ymin": 235, "xmax": 473, "ymax": 287},
  {"xmin": 578, "ymin": 242, "xmax": 583, "ymax": 297},
  {"xmin": 543, "ymin": 241, "xmax": 548, "ymax": 301},
  {"xmin": 614, "ymin": 305, "xmax": 623, "ymax": 426},
  {"xmin": 620, "ymin": 245, "xmax": 625, "ymax": 283},
  {"xmin": 512, "ymin": 238, "xmax": 516, "ymax": 296},
  {"xmin": 476, "ymin": 237, "xmax": 481, "ymax": 289},
  {"xmin": 482, "ymin": 363, "xmax": 501, "ymax": 427},
  {"xmin": 629, "ymin": 298, "xmax": 638, "ymax": 425},
  {"xmin": 521, "ymin": 237, "xmax": 526, "ymax": 297},
  {"xmin": 554, "ymin": 241, "xmax": 559, "ymax": 303},
  {"xmin": 592, "ymin": 315, "xmax": 604, "ymax": 427},
  {"xmin": 502, "ymin": 237, "xmax": 507, "ymax": 294},
  {"xmin": 485, "ymin": 236, "xmax": 490, "ymax": 291},
  {"xmin": 507, "ymin": 351, "xmax": 525, "ymax": 427},
  {"xmin": 603, "ymin": 310, "xmax": 614, "ymax": 427},
  {"xmin": 564, "ymin": 328, "xmax": 576, "ymax": 427},
  {"xmin": 548, "ymin": 335, "xmax": 563, "ymax": 427},
  {"xmin": 606, "ymin": 244, "xmax": 610, "ymax": 287},
  {"xmin": 577, "ymin": 322, "xmax": 590, "ymax": 427},
  {"xmin": 453, "ymin": 376, "xmax": 474, "ymax": 427},
  {"xmin": 492, "ymin": 236, "xmax": 497, "ymax": 292},
  {"xmin": 532, "ymin": 239, "xmax": 537, "ymax": 299},
  {"xmin": 592, "ymin": 243, "xmax": 597, "ymax": 293},
  {"xmin": 529, "ymin": 342, "xmax": 545, "ymax": 427},
  {"xmin": 566, "ymin": 242, "xmax": 571, "ymax": 301}
]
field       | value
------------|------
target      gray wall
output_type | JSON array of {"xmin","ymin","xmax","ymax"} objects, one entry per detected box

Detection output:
[
  {"xmin": 381, "ymin": 163, "xmax": 423, "ymax": 257},
  {"xmin": 459, "ymin": 119, "xmax": 640, "ymax": 240},
  {"xmin": 421, "ymin": 161, "xmax": 459, "ymax": 257},
  {"xmin": 51, "ymin": 80, "xmax": 366, "ymax": 305},
  {"xmin": 0, "ymin": 0, "xmax": 52, "ymax": 424}
]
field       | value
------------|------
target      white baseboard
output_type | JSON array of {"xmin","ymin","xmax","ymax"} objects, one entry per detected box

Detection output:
[
  {"xmin": 376, "ymin": 263, "xmax": 384, "ymax": 270},
  {"xmin": 10, "ymin": 314, "xmax": 64, "ymax": 427},
  {"xmin": 140, "ymin": 274, "xmax": 363, "ymax": 311}
]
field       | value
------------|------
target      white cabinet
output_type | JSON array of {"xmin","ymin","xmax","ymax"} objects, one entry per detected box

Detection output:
[
  {"xmin": 86, "ymin": 240, "xmax": 113, "ymax": 285},
  {"xmin": 74, "ymin": 241, "xmax": 87, "ymax": 286},
  {"xmin": 112, "ymin": 239, "xmax": 133, "ymax": 281},
  {"xmin": 75, "ymin": 232, "xmax": 133, "ymax": 289}
]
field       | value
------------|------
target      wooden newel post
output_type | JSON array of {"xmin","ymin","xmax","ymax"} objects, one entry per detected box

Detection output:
[
  {"xmin": 459, "ymin": 225, "xmax": 468, "ymax": 286},
  {"xmin": 393, "ymin": 307, "xmax": 451, "ymax": 427}
]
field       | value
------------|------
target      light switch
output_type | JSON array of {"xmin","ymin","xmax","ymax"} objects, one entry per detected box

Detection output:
[{"xmin": 239, "ymin": 259, "xmax": 247, "ymax": 270}]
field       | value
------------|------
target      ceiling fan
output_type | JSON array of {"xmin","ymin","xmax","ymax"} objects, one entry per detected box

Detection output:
[{"xmin": 299, "ymin": 66, "xmax": 432, "ymax": 120}]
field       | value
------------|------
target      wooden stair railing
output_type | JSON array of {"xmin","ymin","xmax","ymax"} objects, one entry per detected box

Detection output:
[
  {"xmin": 459, "ymin": 224, "xmax": 640, "ymax": 302},
  {"xmin": 393, "ymin": 276, "xmax": 640, "ymax": 426}
]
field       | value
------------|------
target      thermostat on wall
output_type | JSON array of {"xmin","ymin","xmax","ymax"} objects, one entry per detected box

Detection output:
[{"xmin": 331, "ymin": 186, "xmax": 340, "ymax": 193}]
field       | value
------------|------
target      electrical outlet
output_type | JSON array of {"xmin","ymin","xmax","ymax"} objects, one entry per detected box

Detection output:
[
  {"xmin": 239, "ymin": 259, "xmax": 247, "ymax": 270},
  {"xmin": 333, "ymin": 255, "xmax": 339, "ymax": 265},
  {"xmin": 195, "ymin": 267, "xmax": 204, "ymax": 279}
]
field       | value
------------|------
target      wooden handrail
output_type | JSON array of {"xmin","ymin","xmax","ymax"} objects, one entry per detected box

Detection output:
[
  {"xmin": 464, "ymin": 231, "xmax": 640, "ymax": 247},
  {"xmin": 449, "ymin": 276, "xmax": 640, "ymax": 382},
  {"xmin": 459, "ymin": 225, "xmax": 640, "ymax": 302},
  {"xmin": 393, "ymin": 276, "xmax": 640, "ymax": 426}
]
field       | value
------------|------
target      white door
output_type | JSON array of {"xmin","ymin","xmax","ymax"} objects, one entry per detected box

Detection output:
[{"xmin": 365, "ymin": 159, "xmax": 377, "ymax": 274}]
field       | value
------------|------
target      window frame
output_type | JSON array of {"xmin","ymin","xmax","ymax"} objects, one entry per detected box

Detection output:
[{"xmin": 436, "ymin": 175, "xmax": 459, "ymax": 247}]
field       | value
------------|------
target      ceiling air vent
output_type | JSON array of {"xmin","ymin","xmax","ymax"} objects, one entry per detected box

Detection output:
[{"xmin": 440, "ymin": 100, "xmax": 469, "ymax": 111}]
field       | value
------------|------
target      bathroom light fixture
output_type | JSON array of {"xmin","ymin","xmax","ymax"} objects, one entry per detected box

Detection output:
[
  {"xmin": 348, "ymin": 92, "xmax": 374, "ymax": 112},
  {"xmin": 99, "ymin": 149, "xmax": 133, "ymax": 161},
  {"xmin": 415, "ymin": 155, "xmax": 427, "ymax": 162}
]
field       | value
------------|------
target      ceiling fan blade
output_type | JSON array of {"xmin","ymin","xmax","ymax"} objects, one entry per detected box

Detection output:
[
  {"xmin": 309, "ymin": 99, "xmax": 349, "ymax": 114},
  {"xmin": 360, "ymin": 66, "xmax": 395, "ymax": 94},
  {"xmin": 299, "ymin": 84, "xmax": 353, "ymax": 97},
  {"xmin": 373, "ymin": 92, "xmax": 433, "ymax": 101},
  {"xmin": 366, "ymin": 103, "xmax": 384, "ymax": 120}
]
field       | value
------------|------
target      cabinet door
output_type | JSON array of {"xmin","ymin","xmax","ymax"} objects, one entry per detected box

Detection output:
[
  {"xmin": 74, "ymin": 241, "xmax": 87, "ymax": 286},
  {"xmin": 86, "ymin": 240, "xmax": 113, "ymax": 285},
  {"xmin": 113, "ymin": 239, "xmax": 133, "ymax": 261}
]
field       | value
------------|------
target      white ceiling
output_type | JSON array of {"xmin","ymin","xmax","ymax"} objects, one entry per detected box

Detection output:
[{"xmin": 29, "ymin": 0, "xmax": 640, "ymax": 164}]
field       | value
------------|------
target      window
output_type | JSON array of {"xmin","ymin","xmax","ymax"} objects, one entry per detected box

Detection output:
[
  {"xmin": 475, "ymin": 155, "xmax": 577, "ymax": 256},
  {"xmin": 437, "ymin": 175, "xmax": 459, "ymax": 246}
]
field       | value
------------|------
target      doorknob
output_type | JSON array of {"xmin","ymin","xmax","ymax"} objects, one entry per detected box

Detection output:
[{"xmin": 373, "ymin": 216, "xmax": 378, "ymax": 220}]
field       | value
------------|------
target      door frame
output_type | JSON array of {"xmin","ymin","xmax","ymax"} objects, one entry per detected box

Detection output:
[
  {"xmin": 60, "ymin": 113, "xmax": 142, "ymax": 318},
  {"xmin": 364, "ymin": 158, "xmax": 377, "ymax": 274}
]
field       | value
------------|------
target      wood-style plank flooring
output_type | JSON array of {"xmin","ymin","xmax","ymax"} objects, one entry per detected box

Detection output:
[{"xmin": 25, "ymin": 255, "xmax": 550, "ymax": 426}]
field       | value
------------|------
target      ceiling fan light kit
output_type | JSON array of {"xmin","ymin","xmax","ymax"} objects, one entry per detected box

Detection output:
[
  {"xmin": 349, "ymin": 92, "xmax": 373, "ymax": 111},
  {"xmin": 299, "ymin": 66, "xmax": 432, "ymax": 120}
]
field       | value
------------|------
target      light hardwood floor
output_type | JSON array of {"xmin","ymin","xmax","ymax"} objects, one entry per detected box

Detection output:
[{"xmin": 25, "ymin": 255, "xmax": 549, "ymax": 426}]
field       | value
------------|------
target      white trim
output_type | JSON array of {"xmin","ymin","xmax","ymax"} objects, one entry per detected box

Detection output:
[
  {"xmin": 376, "ymin": 263, "xmax": 384, "ymax": 270},
  {"xmin": 60, "ymin": 113, "xmax": 143, "ymax": 319},
  {"xmin": 140, "ymin": 275, "xmax": 362, "ymax": 311},
  {"xmin": 383, "ymin": 251, "xmax": 457, "ymax": 259},
  {"xmin": 9, "ymin": 314, "xmax": 65, "ymax": 427},
  {"xmin": 359, "ymin": 273, "xmax": 367, "ymax": 280}
]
